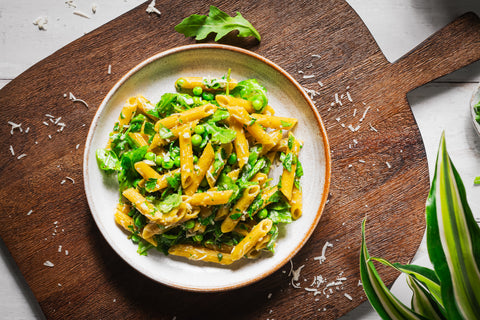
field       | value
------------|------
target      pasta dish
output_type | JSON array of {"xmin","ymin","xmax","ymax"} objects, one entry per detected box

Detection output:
[{"xmin": 95, "ymin": 73, "xmax": 303, "ymax": 265}]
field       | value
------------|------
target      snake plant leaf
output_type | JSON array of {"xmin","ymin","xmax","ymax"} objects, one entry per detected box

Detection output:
[
  {"xmin": 426, "ymin": 132, "xmax": 480, "ymax": 319},
  {"xmin": 360, "ymin": 219, "xmax": 428, "ymax": 320},
  {"xmin": 407, "ymin": 276, "xmax": 447, "ymax": 320},
  {"xmin": 371, "ymin": 257, "xmax": 443, "ymax": 309}
]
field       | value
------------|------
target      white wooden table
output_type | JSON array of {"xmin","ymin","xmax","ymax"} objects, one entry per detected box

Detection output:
[{"xmin": 1, "ymin": 1, "xmax": 479, "ymax": 319}]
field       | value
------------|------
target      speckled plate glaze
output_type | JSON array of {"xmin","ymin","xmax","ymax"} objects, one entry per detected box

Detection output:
[
  {"xmin": 84, "ymin": 44, "xmax": 331, "ymax": 292},
  {"xmin": 470, "ymin": 84, "xmax": 480, "ymax": 137}
]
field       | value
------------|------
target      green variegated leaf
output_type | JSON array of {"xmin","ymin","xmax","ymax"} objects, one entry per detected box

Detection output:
[
  {"xmin": 426, "ymin": 132, "xmax": 480, "ymax": 319},
  {"xmin": 371, "ymin": 257, "xmax": 443, "ymax": 308},
  {"xmin": 407, "ymin": 276, "xmax": 446, "ymax": 320},
  {"xmin": 360, "ymin": 219, "xmax": 427, "ymax": 320},
  {"xmin": 407, "ymin": 275, "xmax": 446, "ymax": 320}
]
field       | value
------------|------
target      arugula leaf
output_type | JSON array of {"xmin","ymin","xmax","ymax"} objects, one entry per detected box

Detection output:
[
  {"xmin": 231, "ymin": 79, "xmax": 268, "ymax": 112},
  {"xmin": 266, "ymin": 225, "xmax": 278, "ymax": 253},
  {"xmin": 175, "ymin": 5, "xmax": 261, "ymax": 42},
  {"xmin": 268, "ymin": 201, "xmax": 292, "ymax": 224},
  {"xmin": 154, "ymin": 193, "xmax": 182, "ymax": 213},
  {"xmin": 96, "ymin": 148, "xmax": 120, "ymax": 173},
  {"xmin": 280, "ymin": 152, "xmax": 294, "ymax": 172},
  {"xmin": 154, "ymin": 93, "xmax": 193, "ymax": 118},
  {"xmin": 166, "ymin": 173, "xmax": 181, "ymax": 189},
  {"xmin": 156, "ymin": 123, "xmax": 174, "ymax": 140},
  {"xmin": 118, "ymin": 146, "xmax": 148, "ymax": 190},
  {"xmin": 207, "ymin": 108, "xmax": 230, "ymax": 123},
  {"xmin": 204, "ymin": 122, "xmax": 236, "ymax": 144},
  {"xmin": 217, "ymin": 172, "xmax": 240, "ymax": 201}
]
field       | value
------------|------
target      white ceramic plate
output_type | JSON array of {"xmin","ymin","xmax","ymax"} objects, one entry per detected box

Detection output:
[{"xmin": 84, "ymin": 44, "xmax": 331, "ymax": 291}]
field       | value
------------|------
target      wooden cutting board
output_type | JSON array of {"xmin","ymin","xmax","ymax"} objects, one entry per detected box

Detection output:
[{"xmin": 1, "ymin": 1, "xmax": 480, "ymax": 319}]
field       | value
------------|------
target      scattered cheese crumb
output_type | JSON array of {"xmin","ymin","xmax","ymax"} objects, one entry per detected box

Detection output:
[
  {"xmin": 8, "ymin": 121, "xmax": 22, "ymax": 134},
  {"xmin": 288, "ymin": 260, "xmax": 305, "ymax": 288},
  {"xmin": 9, "ymin": 145, "xmax": 14, "ymax": 156},
  {"xmin": 386, "ymin": 161, "xmax": 392, "ymax": 169},
  {"xmin": 108, "ymin": 64, "xmax": 112, "ymax": 74},
  {"xmin": 303, "ymin": 74, "xmax": 315, "ymax": 79},
  {"xmin": 344, "ymin": 293, "xmax": 353, "ymax": 301},
  {"xmin": 358, "ymin": 160, "xmax": 365, "ymax": 163},
  {"xmin": 146, "ymin": 0, "xmax": 161, "ymax": 15},
  {"xmin": 33, "ymin": 16, "xmax": 48, "ymax": 30},
  {"xmin": 73, "ymin": 10, "xmax": 91, "ymax": 19},
  {"xmin": 17, "ymin": 154, "xmax": 27, "ymax": 159},
  {"xmin": 369, "ymin": 123, "xmax": 378, "ymax": 132},
  {"xmin": 43, "ymin": 260, "xmax": 54, "ymax": 267},
  {"xmin": 314, "ymin": 241, "xmax": 333, "ymax": 264},
  {"xmin": 27, "ymin": 210, "xmax": 33, "ymax": 216},
  {"xmin": 359, "ymin": 106, "xmax": 371, "ymax": 122}
]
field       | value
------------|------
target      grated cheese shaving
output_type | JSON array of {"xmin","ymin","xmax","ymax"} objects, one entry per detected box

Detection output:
[
  {"xmin": 8, "ymin": 121, "xmax": 22, "ymax": 134},
  {"xmin": 314, "ymin": 241, "xmax": 333, "ymax": 264},
  {"xmin": 146, "ymin": 0, "xmax": 161, "ymax": 15},
  {"xmin": 9, "ymin": 145, "xmax": 14, "ymax": 156},
  {"xmin": 43, "ymin": 260, "xmax": 54, "ymax": 267},
  {"xmin": 72, "ymin": 98, "xmax": 89, "ymax": 108},
  {"xmin": 73, "ymin": 10, "xmax": 91, "ymax": 19},
  {"xmin": 17, "ymin": 154, "xmax": 27, "ymax": 159},
  {"xmin": 359, "ymin": 106, "xmax": 371, "ymax": 122},
  {"xmin": 33, "ymin": 16, "xmax": 48, "ymax": 30},
  {"xmin": 344, "ymin": 293, "xmax": 353, "ymax": 301},
  {"xmin": 288, "ymin": 260, "xmax": 305, "ymax": 288},
  {"xmin": 386, "ymin": 161, "xmax": 392, "ymax": 169}
]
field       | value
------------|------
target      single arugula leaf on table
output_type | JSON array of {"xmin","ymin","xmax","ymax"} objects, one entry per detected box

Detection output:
[{"xmin": 175, "ymin": 5, "xmax": 261, "ymax": 42}]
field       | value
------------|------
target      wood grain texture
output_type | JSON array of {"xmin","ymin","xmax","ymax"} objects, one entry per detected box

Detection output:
[{"xmin": 1, "ymin": 0, "xmax": 480, "ymax": 319}]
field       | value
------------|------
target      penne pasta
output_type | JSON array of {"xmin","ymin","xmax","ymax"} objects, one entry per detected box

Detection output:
[
  {"xmin": 154, "ymin": 104, "xmax": 217, "ymax": 130},
  {"xmin": 231, "ymin": 219, "xmax": 273, "ymax": 261},
  {"xmin": 186, "ymin": 190, "xmax": 234, "ymax": 206},
  {"xmin": 168, "ymin": 244, "xmax": 234, "ymax": 265},
  {"xmin": 221, "ymin": 184, "xmax": 261, "ymax": 233}
]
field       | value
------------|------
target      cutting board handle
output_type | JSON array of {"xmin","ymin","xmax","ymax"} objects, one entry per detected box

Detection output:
[{"xmin": 390, "ymin": 12, "xmax": 480, "ymax": 93}]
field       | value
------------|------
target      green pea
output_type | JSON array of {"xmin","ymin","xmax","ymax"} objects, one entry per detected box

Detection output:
[
  {"xmin": 258, "ymin": 208, "xmax": 268, "ymax": 219},
  {"xmin": 130, "ymin": 234, "xmax": 140, "ymax": 243},
  {"xmin": 193, "ymin": 234, "xmax": 203, "ymax": 242},
  {"xmin": 193, "ymin": 86, "xmax": 203, "ymax": 96},
  {"xmin": 145, "ymin": 152, "xmax": 156, "ymax": 161},
  {"xmin": 227, "ymin": 153, "xmax": 237, "ymax": 165},
  {"xmin": 174, "ymin": 156, "xmax": 181, "ymax": 168},
  {"xmin": 202, "ymin": 92, "xmax": 214, "ymax": 101},
  {"xmin": 192, "ymin": 134, "xmax": 203, "ymax": 146},
  {"xmin": 184, "ymin": 220, "xmax": 195, "ymax": 230},
  {"xmin": 252, "ymin": 98, "xmax": 264, "ymax": 111},
  {"xmin": 194, "ymin": 124, "xmax": 205, "ymax": 135},
  {"xmin": 193, "ymin": 155, "xmax": 199, "ymax": 164},
  {"xmin": 162, "ymin": 158, "xmax": 174, "ymax": 169},
  {"xmin": 176, "ymin": 78, "xmax": 186, "ymax": 89},
  {"xmin": 155, "ymin": 155, "xmax": 163, "ymax": 166},
  {"xmin": 193, "ymin": 96, "xmax": 202, "ymax": 105}
]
